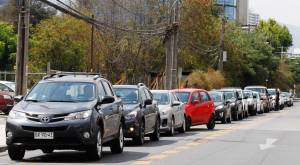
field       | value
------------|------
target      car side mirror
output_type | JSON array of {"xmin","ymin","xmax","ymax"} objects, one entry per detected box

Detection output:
[
  {"xmin": 172, "ymin": 101, "xmax": 181, "ymax": 107},
  {"xmin": 238, "ymin": 97, "xmax": 242, "ymax": 100},
  {"xmin": 99, "ymin": 96, "xmax": 115, "ymax": 104},
  {"xmin": 144, "ymin": 99, "xmax": 152, "ymax": 106},
  {"xmin": 192, "ymin": 100, "xmax": 199, "ymax": 105},
  {"xmin": 244, "ymin": 96, "xmax": 248, "ymax": 99},
  {"xmin": 14, "ymin": 95, "xmax": 23, "ymax": 103},
  {"xmin": 225, "ymin": 100, "xmax": 231, "ymax": 105},
  {"xmin": 253, "ymin": 95, "xmax": 257, "ymax": 99}
]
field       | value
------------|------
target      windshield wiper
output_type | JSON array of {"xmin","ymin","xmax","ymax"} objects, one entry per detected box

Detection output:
[
  {"xmin": 46, "ymin": 100, "xmax": 77, "ymax": 102},
  {"xmin": 25, "ymin": 99, "xmax": 39, "ymax": 102}
]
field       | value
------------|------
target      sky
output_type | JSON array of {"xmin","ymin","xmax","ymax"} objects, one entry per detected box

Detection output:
[{"xmin": 249, "ymin": 0, "xmax": 300, "ymax": 49}]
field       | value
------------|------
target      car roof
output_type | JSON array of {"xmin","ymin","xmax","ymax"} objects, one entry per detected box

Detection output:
[
  {"xmin": 245, "ymin": 86, "xmax": 267, "ymax": 89},
  {"xmin": 219, "ymin": 89, "xmax": 237, "ymax": 92},
  {"xmin": 151, "ymin": 90, "xmax": 171, "ymax": 93},
  {"xmin": 222, "ymin": 87, "xmax": 242, "ymax": 90},
  {"xmin": 41, "ymin": 75, "xmax": 103, "ymax": 83},
  {"xmin": 172, "ymin": 88, "xmax": 206, "ymax": 92},
  {"xmin": 0, "ymin": 81, "xmax": 14, "ymax": 84},
  {"xmin": 113, "ymin": 85, "xmax": 143, "ymax": 89},
  {"xmin": 208, "ymin": 91, "xmax": 223, "ymax": 95}
]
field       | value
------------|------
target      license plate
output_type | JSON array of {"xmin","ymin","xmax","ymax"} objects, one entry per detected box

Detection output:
[{"xmin": 34, "ymin": 132, "xmax": 54, "ymax": 139}]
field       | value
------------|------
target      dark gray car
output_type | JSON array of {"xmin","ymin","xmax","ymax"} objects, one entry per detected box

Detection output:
[
  {"xmin": 209, "ymin": 91, "xmax": 232, "ymax": 124},
  {"xmin": 113, "ymin": 84, "xmax": 160, "ymax": 145},
  {"xmin": 6, "ymin": 74, "xmax": 124, "ymax": 160}
]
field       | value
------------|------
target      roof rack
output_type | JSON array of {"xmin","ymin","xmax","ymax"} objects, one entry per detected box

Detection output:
[{"xmin": 43, "ymin": 71, "xmax": 103, "ymax": 80}]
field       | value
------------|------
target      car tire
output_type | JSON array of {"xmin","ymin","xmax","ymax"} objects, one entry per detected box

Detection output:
[
  {"xmin": 186, "ymin": 117, "xmax": 191, "ymax": 131},
  {"xmin": 232, "ymin": 110, "xmax": 238, "ymax": 121},
  {"xmin": 238, "ymin": 112, "xmax": 243, "ymax": 120},
  {"xmin": 226, "ymin": 113, "xmax": 232, "ymax": 123},
  {"xmin": 87, "ymin": 129, "xmax": 102, "ymax": 160},
  {"xmin": 110, "ymin": 125, "xmax": 124, "ymax": 154},
  {"xmin": 221, "ymin": 114, "xmax": 227, "ymax": 124},
  {"xmin": 167, "ymin": 118, "xmax": 175, "ymax": 136},
  {"xmin": 178, "ymin": 117, "xmax": 186, "ymax": 133},
  {"xmin": 42, "ymin": 148, "xmax": 54, "ymax": 154},
  {"xmin": 133, "ymin": 121, "xmax": 145, "ymax": 145},
  {"xmin": 150, "ymin": 118, "xmax": 160, "ymax": 141},
  {"xmin": 206, "ymin": 115, "xmax": 215, "ymax": 130},
  {"xmin": 8, "ymin": 145, "xmax": 25, "ymax": 161}
]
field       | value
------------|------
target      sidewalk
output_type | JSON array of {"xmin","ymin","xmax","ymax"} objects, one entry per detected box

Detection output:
[{"xmin": 0, "ymin": 124, "xmax": 7, "ymax": 152}]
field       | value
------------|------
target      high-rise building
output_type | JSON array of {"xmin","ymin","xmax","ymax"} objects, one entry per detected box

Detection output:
[
  {"xmin": 237, "ymin": 0, "xmax": 248, "ymax": 25},
  {"xmin": 248, "ymin": 12, "xmax": 260, "ymax": 26},
  {"xmin": 215, "ymin": 0, "xmax": 249, "ymax": 25}
]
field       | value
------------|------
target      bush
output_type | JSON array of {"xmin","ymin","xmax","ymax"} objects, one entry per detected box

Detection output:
[{"xmin": 185, "ymin": 68, "xmax": 226, "ymax": 90}]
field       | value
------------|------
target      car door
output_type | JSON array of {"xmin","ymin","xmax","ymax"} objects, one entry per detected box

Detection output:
[
  {"xmin": 144, "ymin": 88, "xmax": 157, "ymax": 132},
  {"xmin": 189, "ymin": 91, "xmax": 202, "ymax": 124},
  {"xmin": 140, "ymin": 88, "xmax": 151, "ymax": 133},
  {"xmin": 101, "ymin": 80, "xmax": 120, "ymax": 136},
  {"xmin": 199, "ymin": 91, "xmax": 211, "ymax": 124},
  {"xmin": 171, "ymin": 92, "xmax": 183, "ymax": 127}
]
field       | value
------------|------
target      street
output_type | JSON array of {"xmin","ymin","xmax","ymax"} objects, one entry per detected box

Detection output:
[{"xmin": 0, "ymin": 103, "xmax": 297, "ymax": 165}]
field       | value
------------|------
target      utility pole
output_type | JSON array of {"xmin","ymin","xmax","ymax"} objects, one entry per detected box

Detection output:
[
  {"xmin": 15, "ymin": 0, "xmax": 30, "ymax": 96},
  {"xmin": 171, "ymin": 0, "xmax": 179, "ymax": 89},
  {"xmin": 90, "ymin": 14, "xmax": 95, "ymax": 72},
  {"xmin": 165, "ymin": 0, "xmax": 179, "ymax": 90},
  {"xmin": 218, "ymin": 4, "xmax": 226, "ymax": 72}
]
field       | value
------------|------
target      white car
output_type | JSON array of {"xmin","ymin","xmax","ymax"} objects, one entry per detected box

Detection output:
[
  {"xmin": 151, "ymin": 90, "xmax": 186, "ymax": 136},
  {"xmin": 252, "ymin": 92, "xmax": 263, "ymax": 114},
  {"xmin": 243, "ymin": 90, "xmax": 257, "ymax": 116}
]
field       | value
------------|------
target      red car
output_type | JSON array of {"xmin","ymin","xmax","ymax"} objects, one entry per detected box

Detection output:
[
  {"xmin": 173, "ymin": 88, "xmax": 215, "ymax": 130},
  {"xmin": 0, "ymin": 91, "xmax": 14, "ymax": 115}
]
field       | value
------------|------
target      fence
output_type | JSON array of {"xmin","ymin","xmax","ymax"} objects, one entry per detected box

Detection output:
[{"xmin": 0, "ymin": 71, "xmax": 47, "ymax": 87}]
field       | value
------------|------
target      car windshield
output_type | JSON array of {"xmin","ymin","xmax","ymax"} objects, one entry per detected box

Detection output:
[
  {"xmin": 246, "ymin": 88, "xmax": 265, "ymax": 94},
  {"xmin": 244, "ymin": 92, "xmax": 251, "ymax": 98},
  {"xmin": 114, "ymin": 88, "xmax": 139, "ymax": 104},
  {"xmin": 209, "ymin": 92, "xmax": 222, "ymax": 103},
  {"xmin": 175, "ymin": 92, "xmax": 190, "ymax": 103},
  {"xmin": 223, "ymin": 91, "xmax": 235, "ymax": 100},
  {"xmin": 268, "ymin": 89, "xmax": 276, "ymax": 95},
  {"xmin": 152, "ymin": 93, "xmax": 170, "ymax": 105},
  {"xmin": 26, "ymin": 82, "xmax": 96, "ymax": 102}
]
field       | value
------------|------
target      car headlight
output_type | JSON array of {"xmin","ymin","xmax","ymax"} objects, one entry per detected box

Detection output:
[
  {"xmin": 8, "ymin": 110, "xmax": 26, "ymax": 119},
  {"xmin": 125, "ymin": 110, "xmax": 137, "ymax": 120},
  {"xmin": 215, "ymin": 105, "xmax": 224, "ymax": 110},
  {"xmin": 64, "ymin": 110, "xmax": 92, "ymax": 121},
  {"xmin": 3, "ymin": 95, "xmax": 12, "ymax": 100}
]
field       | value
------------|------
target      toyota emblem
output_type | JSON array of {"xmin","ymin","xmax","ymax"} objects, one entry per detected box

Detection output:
[{"xmin": 39, "ymin": 115, "xmax": 51, "ymax": 123}]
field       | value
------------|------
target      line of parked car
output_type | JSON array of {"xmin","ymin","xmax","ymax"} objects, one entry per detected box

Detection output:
[{"xmin": 0, "ymin": 74, "xmax": 295, "ymax": 161}]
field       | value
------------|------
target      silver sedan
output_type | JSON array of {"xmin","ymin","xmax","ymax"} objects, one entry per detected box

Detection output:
[{"xmin": 151, "ymin": 90, "xmax": 186, "ymax": 136}]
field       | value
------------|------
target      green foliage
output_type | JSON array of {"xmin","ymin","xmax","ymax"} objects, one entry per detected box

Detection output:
[
  {"xmin": 0, "ymin": 22, "xmax": 16, "ymax": 70},
  {"xmin": 30, "ymin": 15, "xmax": 89, "ymax": 72}
]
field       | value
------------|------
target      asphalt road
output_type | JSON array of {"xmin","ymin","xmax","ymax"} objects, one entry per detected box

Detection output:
[{"xmin": 0, "ymin": 103, "xmax": 298, "ymax": 165}]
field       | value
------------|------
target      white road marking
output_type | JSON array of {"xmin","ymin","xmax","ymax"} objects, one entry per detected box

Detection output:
[{"xmin": 259, "ymin": 138, "xmax": 278, "ymax": 150}]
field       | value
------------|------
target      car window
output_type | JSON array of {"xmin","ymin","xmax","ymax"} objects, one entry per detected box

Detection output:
[
  {"xmin": 192, "ymin": 92, "xmax": 200, "ymax": 102},
  {"xmin": 98, "ymin": 81, "xmax": 106, "ymax": 97},
  {"xmin": 102, "ymin": 81, "xmax": 114, "ymax": 96},
  {"xmin": 200, "ymin": 92, "xmax": 210, "ymax": 102},
  {"xmin": 153, "ymin": 92, "xmax": 170, "ymax": 105},
  {"xmin": 114, "ymin": 88, "xmax": 139, "ymax": 104},
  {"xmin": 144, "ymin": 88, "xmax": 153, "ymax": 100},
  {"xmin": 175, "ymin": 92, "xmax": 190, "ymax": 103},
  {"xmin": 172, "ymin": 93, "xmax": 179, "ymax": 102},
  {"xmin": 140, "ymin": 89, "xmax": 147, "ymax": 101}
]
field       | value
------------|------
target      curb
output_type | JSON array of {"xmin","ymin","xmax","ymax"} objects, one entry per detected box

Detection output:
[{"xmin": 0, "ymin": 145, "xmax": 7, "ymax": 153}]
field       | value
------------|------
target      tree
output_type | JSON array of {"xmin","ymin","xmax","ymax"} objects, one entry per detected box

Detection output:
[
  {"xmin": 0, "ymin": 21, "xmax": 17, "ymax": 71},
  {"xmin": 30, "ymin": 15, "xmax": 90, "ymax": 72},
  {"xmin": 256, "ymin": 19, "xmax": 293, "ymax": 52},
  {"xmin": 0, "ymin": 0, "xmax": 56, "ymax": 26}
]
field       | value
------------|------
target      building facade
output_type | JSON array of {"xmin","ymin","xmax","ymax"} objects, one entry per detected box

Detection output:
[
  {"xmin": 248, "ymin": 12, "xmax": 260, "ymax": 26},
  {"xmin": 216, "ymin": 0, "xmax": 248, "ymax": 25}
]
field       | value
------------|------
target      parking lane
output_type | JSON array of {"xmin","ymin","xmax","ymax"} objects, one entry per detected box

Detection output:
[{"xmin": 0, "ymin": 104, "xmax": 296, "ymax": 165}]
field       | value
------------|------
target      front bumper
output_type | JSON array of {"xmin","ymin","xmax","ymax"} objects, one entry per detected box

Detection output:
[
  {"xmin": 124, "ymin": 119, "xmax": 140, "ymax": 138},
  {"xmin": 215, "ymin": 109, "xmax": 226, "ymax": 120},
  {"xmin": 6, "ymin": 118, "xmax": 96, "ymax": 150},
  {"xmin": 160, "ymin": 114, "xmax": 171, "ymax": 132}
]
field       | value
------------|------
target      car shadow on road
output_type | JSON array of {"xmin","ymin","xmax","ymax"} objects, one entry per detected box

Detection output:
[
  {"xmin": 125, "ymin": 138, "xmax": 177, "ymax": 147},
  {"xmin": 22, "ymin": 150, "xmax": 149, "ymax": 164}
]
